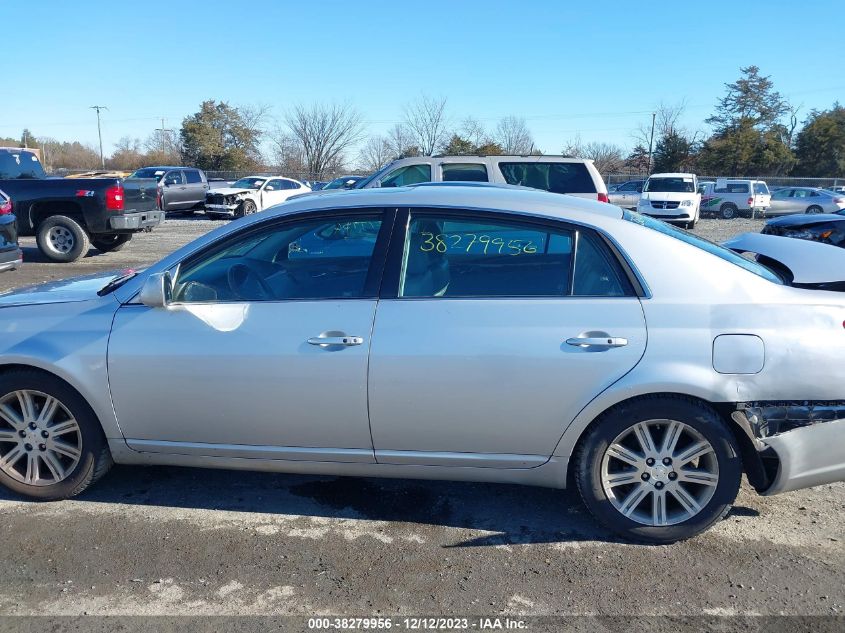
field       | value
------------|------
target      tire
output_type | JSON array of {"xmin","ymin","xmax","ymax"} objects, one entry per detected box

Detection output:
[
  {"xmin": 91, "ymin": 234, "xmax": 132, "ymax": 253},
  {"xmin": 0, "ymin": 369, "xmax": 112, "ymax": 500},
  {"xmin": 719, "ymin": 203, "xmax": 737, "ymax": 220},
  {"xmin": 807, "ymin": 205, "xmax": 823, "ymax": 214},
  {"xmin": 574, "ymin": 396, "xmax": 742, "ymax": 544},
  {"xmin": 35, "ymin": 215, "xmax": 91, "ymax": 263},
  {"xmin": 236, "ymin": 200, "xmax": 257, "ymax": 219}
]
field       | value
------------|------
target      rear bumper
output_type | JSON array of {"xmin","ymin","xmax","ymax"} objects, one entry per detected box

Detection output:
[
  {"xmin": 109, "ymin": 210, "xmax": 164, "ymax": 231},
  {"xmin": 733, "ymin": 404, "xmax": 845, "ymax": 495},
  {"xmin": 0, "ymin": 248, "xmax": 22, "ymax": 272}
]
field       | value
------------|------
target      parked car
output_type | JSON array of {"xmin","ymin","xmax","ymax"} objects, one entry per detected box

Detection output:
[
  {"xmin": 699, "ymin": 179, "xmax": 771, "ymax": 219},
  {"xmin": 723, "ymin": 231, "xmax": 845, "ymax": 291},
  {"xmin": 127, "ymin": 166, "xmax": 209, "ymax": 215},
  {"xmin": 636, "ymin": 173, "xmax": 701, "ymax": 228},
  {"xmin": 0, "ymin": 188, "xmax": 22, "ymax": 272},
  {"xmin": 1, "ymin": 184, "xmax": 844, "ymax": 544},
  {"xmin": 825, "ymin": 186, "xmax": 845, "ymax": 194},
  {"xmin": 323, "ymin": 175, "xmax": 366, "ymax": 190},
  {"xmin": 767, "ymin": 187, "xmax": 845, "ymax": 216},
  {"xmin": 0, "ymin": 148, "xmax": 162, "ymax": 262},
  {"xmin": 355, "ymin": 156, "xmax": 609, "ymax": 203},
  {"xmin": 204, "ymin": 176, "xmax": 310, "ymax": 219},
  {"xmin": 760, "ymin": 210, "xmax": 845, "ymax": 247},
  {"xmin": 607, "ymin": 180, "xmax": 644, "ymax": 210}
]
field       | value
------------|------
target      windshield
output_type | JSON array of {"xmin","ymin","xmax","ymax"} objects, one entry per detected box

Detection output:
[
  {"xmin": 231, "ymin": 178, "xmax": 265, "ymax": 190},
  {"xmin": 0, "ymin": 150, "xmax": 46, "ymax": 179},
  {"xmin": 324, "ymin": 176, "xmax": 362, "ymax": 190},
  {"xmin": 623, "ymin": 210, "xmax": 782, "ymax": 284},
  {"xmin": 644, "ymin": 177, "xmax": 695, "ymax": 193},
  {"xmin": 128, "ymin": 168, "xmax": 168, "ymax": 181}
]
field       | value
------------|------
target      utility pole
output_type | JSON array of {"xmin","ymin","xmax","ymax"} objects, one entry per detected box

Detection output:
[
  {"xmin": 154, "ymin": 117, "xmax": 175, "ymax": 157},
  {"xmin": 90, "ymin": 105, "xmax": 108, "ymax": 168},
  {"xmin": 646, "ymin": 111, "xmax": 656, "ymax": 175}
]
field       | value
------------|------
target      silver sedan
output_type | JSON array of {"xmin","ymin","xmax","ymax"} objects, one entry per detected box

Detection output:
[
  {"xmin": 767, "ymin": 187, "xmax": 845, "ymax": 215},
  {"xmin": 0, "ymin": 184, "xmax": 843, "ymax": 544}
]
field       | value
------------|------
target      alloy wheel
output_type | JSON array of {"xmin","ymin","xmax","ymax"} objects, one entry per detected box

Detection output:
[
  {"xmin": 600, "ymin": 419, "xmax": 719, "ymax": 526},
  {"xmin": 0, "ymin": 390, "xmax": 82, "ymax": 486}
]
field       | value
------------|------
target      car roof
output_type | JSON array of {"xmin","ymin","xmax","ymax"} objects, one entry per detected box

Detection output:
[
  {"xmin": 648, "ymin": 172, "xmax": 696, "ymax": 178},
  {"xmin": 278, "ymin": 183, "xmax": 622, "ymax": 223}
]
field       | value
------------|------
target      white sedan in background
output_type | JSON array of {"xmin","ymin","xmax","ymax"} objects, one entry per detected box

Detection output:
[{"xmin": 205, "ymin": 176, "xmax": 310, "ymax": 219}]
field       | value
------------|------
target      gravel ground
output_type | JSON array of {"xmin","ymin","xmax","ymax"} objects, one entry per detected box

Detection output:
[{"xmin": 1, "ymin": 213, "xmax": 843, "ymax": 624}]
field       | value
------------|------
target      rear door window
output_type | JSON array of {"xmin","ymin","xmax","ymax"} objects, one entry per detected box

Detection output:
[
  {"xmin": 715, "ymin": 183, "xmax": 749, "ymax": 194},
  {"xmin": 380, "ymin": 164, "xmax": 431, "ymax": 187},
  {"xmin": 185, "ymin": 169, "xmax": 203, "ymax": 184},
  {"xmin": 441, "ymin": 163, "xmax": 488, "ymax": 182},
  {"xmin": 498, "ymin": 162, "xmax": 596, "ymax": 194}
]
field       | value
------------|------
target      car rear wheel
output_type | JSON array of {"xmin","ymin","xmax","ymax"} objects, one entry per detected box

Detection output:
[
  {"xmin": 91, "ymin": 234, "xmax": 132, "ymax": 253},
  {"xmin": 574, "ymin": 397, "xmax": 741, "ymax": 544},
  {"xmin": 719, "ymin": 203, "xmax": 737, "ymax": 219},
  {"xmin": 807, "ymin": 205, "xmax": 823, "ymax": 214},
  {"xmin": 36, "ymin": 215, "xmax": 90, "ymax": 263},
  {"xmin": 0, "ymin": 370, "xmax": 112, "ymax": 500}
]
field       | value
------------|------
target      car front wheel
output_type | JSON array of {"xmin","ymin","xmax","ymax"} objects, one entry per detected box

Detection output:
[
  {"xmin": 574, "ymin": 397, "xmax": 741, "ymax": 543},
  {"xmin": 0, "ymin": 370, "xmax": 112, "ymax": 500}
]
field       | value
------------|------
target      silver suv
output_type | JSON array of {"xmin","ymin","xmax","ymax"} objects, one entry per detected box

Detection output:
[{"xmin": 356, "ymin": 156, "xmax": 609, "ymax": 203}]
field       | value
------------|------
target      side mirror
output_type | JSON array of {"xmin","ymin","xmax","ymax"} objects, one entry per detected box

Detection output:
[{"xmin": 139, "ymin": 272, "xmax": 172, "ymax": 308}]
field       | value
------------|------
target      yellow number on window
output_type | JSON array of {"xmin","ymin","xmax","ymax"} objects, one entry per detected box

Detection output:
[
  {"xmin": 523, "ymin": 241, "xmax": 538, "ymax": 254},
  {"xmin": 478, "ymin": 235, "xmax": 491, "ymax": 254},
  {"xmin": 420, "ymin": 232, "xmax": 435, "ymax": 252},
  {"xmin": 491, "ymin": 237, "xmax": 504, "ymax": 253}
]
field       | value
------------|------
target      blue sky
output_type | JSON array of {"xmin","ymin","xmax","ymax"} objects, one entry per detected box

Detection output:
[{"xmin": 2, "ymin": 0, "xmax": 843, "ymax": 158}]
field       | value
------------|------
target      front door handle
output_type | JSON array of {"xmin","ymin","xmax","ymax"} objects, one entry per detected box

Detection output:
[
  {"xmin": 566, "ymin": 336, "xmax": 628, "ymax": 349},
  {"xmin": 308, "ymin": 335, "xmax": 363, "ymax": 347}
]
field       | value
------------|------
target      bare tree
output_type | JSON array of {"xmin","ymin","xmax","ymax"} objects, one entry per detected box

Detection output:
[
  {"xmin": 285, "ymin": 102, "xmax": 364, "ymax": 179},
  {"xmin": 144, "ymin": 128, "xmax": 181, "ymax": 165},
  {"xmin": 357, "ymin": 136, "xmax": 394, "ymax": 172},
  {"xmin": 633, "ymin": 101, "xmax": 688, "ymax": 147},
  {"xmin": 403, "ymin": 95, "xmax": 449, "ymax": 156},
  {"xmin": 562, "ymin": 136, "xmax": 625, "ymax": 174},
  {"xmin": 495, "ymin": 116, "xmax": 535, "ymax": 154},
  {"xmin": 460, "ymin": 117, "xmax": 489, "ymax": 148},
  {"xmin": 386, "ymin": 123, "xmax": 419, "ymax": 158},
  {"xmin": 269, "ymin": 129, "xmax": 306, "ymax": 176}
]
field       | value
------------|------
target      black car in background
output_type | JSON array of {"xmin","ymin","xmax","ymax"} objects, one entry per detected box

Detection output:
[
  {"xmin": 761, "ymin": 211, "xmax": 845, "ymax": 247},
  {"xmin": 322, "ymin": 175, "xmax": 366, "ymax": 190},
  {"xmin": 0, "ymin": 189, "xmax": 22, "ymax": 272}
]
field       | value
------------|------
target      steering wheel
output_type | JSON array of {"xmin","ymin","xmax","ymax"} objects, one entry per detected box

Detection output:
[{"xmin": 227, "ymin": 263, "xmax": 275, "ymax": 301}]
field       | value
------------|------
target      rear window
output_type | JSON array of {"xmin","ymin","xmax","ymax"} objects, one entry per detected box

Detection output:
[
  {"xmin": 442, "ymin": 163, "xmax": 488, "ymax": 182},
  {"xmin": 185, "ymin": 169, "xmax": 203, "ymax": 184},
  {"xmin": 623, "ymin": 210, "xmax": 782, "ymax": 284},
  {"xmin": 498, "ymin": 162, "xmax": 596, "ymax": 194},
  {"xmin": 753, "ymin": 182, "xmax": 769, "ymax": 195},
  {"xmin": 0, "ymin": 150, "xmax": 46, "ymax": 179},
  {"xmin": 715, "ymin": 183, "xmax": 749, "ymax": 194}
]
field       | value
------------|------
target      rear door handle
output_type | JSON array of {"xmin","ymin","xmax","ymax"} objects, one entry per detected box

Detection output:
[
  {"xmin": 308, "ymin": 335, "xmax": 363, "ymax": 347},
  {"xmin": 566, "ymin": 336, "xmax": 628, "ymax": 349}
]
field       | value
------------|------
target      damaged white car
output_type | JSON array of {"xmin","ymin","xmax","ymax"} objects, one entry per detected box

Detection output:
[{"xmin": 204, "ymin": 176, "xmax": 310, "ymax": 219}]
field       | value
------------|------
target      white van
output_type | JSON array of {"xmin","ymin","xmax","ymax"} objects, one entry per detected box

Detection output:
[
  {"xmin": 356, "ymin": 156, "xmax": 609, "ymax": 203},
  {"xmin": 636, "ymin": 173, "xmax": 701, "ymax": 228},
  {"xmin": 699, "ymin": 179, "xmax": 771, "ymax": 219}
]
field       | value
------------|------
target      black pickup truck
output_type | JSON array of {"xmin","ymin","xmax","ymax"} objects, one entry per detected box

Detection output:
[{"xmin": 0, "ymin": 148, "xmax": 163, "ymax": 262}]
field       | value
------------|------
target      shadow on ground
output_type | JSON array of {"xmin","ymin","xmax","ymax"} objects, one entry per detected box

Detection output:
[{"xmin": 0, "ymin": 464, "xmax": 758, "ymax": 547}]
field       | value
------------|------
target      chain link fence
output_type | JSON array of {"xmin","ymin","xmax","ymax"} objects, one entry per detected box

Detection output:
[{"xmin": 605, "ymin": 173, "xmax": 845, "ymax": 188}]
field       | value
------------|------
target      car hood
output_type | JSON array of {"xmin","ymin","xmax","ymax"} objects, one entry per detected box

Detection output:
[
  {"xmin": 0, "ymin": 270, "xmax": 127, "ymax": 307},
  {"xmin": 765, "ymin": 213, "xmax": 844, "ymax": 228},
  {"xmin": 207, "ymin": 187, "xmax": 254, "ymax": 196},
  {"xmin": 723, "ymin": 232, "xmax": 845, "ymax": 285},
  {"xmin": 640, "ymin": 192, "xmax": 697, "ymax": 202}
]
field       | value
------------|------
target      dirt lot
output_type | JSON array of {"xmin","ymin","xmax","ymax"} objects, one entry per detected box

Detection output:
[{"xmin": 0, "ymin": 216, "xmax": 843, "ymax": 622}]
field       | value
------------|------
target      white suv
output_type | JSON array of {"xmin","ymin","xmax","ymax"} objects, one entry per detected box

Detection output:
[
  {"xmin": 637, "ymin": 173, "xmax": 701, "ymax": 228},
  {"xmin": 699, "ymin": 179, "xmax": 771, "ymax": 219},
  {"xmin": 356, "ymin": 156, "xmax": 609, "ymax": 203}
]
